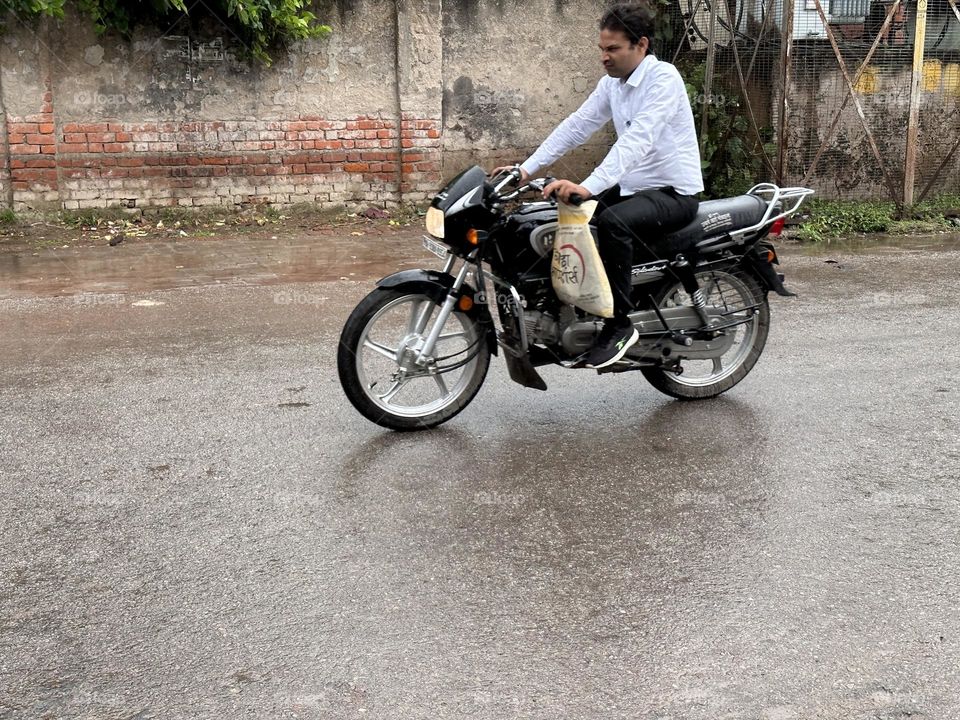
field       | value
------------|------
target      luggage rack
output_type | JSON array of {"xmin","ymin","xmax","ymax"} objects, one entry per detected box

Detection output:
[{"xmin": 697, "ymin": 183, "xmax": 815, "ymax": 253}]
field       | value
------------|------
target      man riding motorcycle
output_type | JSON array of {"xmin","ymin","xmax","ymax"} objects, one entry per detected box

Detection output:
[{"xmin": 493, "ymin": 2, "xmax": 704, "ymax": 369}]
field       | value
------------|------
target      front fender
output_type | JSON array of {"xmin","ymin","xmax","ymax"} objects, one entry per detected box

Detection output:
[{"xmin": 376, "ymin": 269, "xmax": 498, "ymax": 355}]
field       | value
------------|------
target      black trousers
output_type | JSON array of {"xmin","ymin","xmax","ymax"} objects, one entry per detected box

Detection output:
[{"xmin": 594, "ymin": 186, "xmax": 700, "ymax": 321}]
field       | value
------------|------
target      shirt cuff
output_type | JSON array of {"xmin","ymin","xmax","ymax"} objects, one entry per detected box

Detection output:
[
  {"xmin": 581, "ymin": 175, "xmax": 610, "ymax": 198},
  {"xmin": 519, "ymin": 159, "xmax": 540, "ymax": 176}
]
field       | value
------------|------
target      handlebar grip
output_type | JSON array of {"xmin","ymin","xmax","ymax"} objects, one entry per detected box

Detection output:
[{"xmin": 568, "ymin": 193, "xmax": 585, "ymax": 206}]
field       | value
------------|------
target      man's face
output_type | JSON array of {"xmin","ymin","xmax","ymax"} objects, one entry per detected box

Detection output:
[{"xmin": 599, "ymin": 28, "xmax": 648, "ymax": 79}]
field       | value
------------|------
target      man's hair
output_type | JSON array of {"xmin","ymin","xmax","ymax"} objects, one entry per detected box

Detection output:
[{"xmin": 600, "ymin": 3, "xmax": 657, "ymax": 50}]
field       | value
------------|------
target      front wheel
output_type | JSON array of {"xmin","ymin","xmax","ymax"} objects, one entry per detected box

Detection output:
[
  {"xmin": 337, "ymin": 286, "xmax": 491, "ymax": 431},
  {"xmin": 641, "ymin": 268, "xmax": 770, "ymax": 400}
]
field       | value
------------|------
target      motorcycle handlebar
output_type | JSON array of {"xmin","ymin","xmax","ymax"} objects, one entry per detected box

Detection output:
[{"xmin": 547, "ymin": 189, "xmax": 586, "ymax": 207}]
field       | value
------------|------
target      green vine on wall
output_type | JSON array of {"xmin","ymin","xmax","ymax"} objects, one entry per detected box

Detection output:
[{"xmin": 0, "ymin": 0, "xmax": 330, "ymax": 64}]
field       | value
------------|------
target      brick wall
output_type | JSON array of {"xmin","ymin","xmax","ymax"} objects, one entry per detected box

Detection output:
[
  {"xmin": 7, "ymin": 113, "xmax": 441, "ymax": 210},
  {"xmin": 0, "ymin": 1, "xmax": 604, "ymax": 213}
]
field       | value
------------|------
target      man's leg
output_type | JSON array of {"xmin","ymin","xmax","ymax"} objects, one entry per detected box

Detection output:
[{"xmin": 584, "ymin": 188, "xmax": 699, "ymax": 368}]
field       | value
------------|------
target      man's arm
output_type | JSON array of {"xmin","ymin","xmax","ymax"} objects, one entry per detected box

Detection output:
[
  {"xmin": 580, "ymin": 69, "xmax": 684, "ymax": 197},
  {"xmin": 520, "ymin": 81, "xmax": 613, "ymax": 178}
]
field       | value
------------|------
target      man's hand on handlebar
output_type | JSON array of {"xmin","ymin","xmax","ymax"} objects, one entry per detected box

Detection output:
[
  {"xmin": 543, "ymin": 179, "xmax": 592, "ymax": 205},
  {"xmin": 489, "ymin": 165, "xmax": 530, "ymax": 184}
]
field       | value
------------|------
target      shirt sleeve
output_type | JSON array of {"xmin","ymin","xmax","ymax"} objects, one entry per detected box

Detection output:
[
  {"xmin": 581, "ymin": 69, "xmax": 684, "ymax": 197},
  {"xmin": 520, "ymin": 81, "xmax": 613, "ymax": 177}
]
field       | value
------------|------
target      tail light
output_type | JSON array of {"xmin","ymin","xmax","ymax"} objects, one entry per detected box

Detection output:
[{"xmin": 769, "ymin": 217, "xmax": 785, "ymax": 237}]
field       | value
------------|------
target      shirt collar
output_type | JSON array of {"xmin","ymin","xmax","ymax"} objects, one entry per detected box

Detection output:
[{"xmin": 624, "ymin": 55, "xmax": 656, "ymax": 88}]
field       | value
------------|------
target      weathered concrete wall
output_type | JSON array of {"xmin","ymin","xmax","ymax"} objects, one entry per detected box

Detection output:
[
  {"xmin": 441, "ymin": 0, "xmax": 615, "ymax": 183},
  {"xmin": 0, "ymin": 2, "xmax": 438, "ymax": 211},
  {"xmin": 0, "ymin": 0, "xmax": 615, "ymax": 212}
]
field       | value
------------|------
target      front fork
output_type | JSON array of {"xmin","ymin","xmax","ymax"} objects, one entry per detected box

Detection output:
[{"xmin": 414, "ymin": 252, "xmax": 475, "ymax": 365}]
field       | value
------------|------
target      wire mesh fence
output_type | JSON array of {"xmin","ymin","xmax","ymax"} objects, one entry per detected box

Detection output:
[{"xmin": 662, "ymin": 0, "xmax": 960, "ymax": 206}]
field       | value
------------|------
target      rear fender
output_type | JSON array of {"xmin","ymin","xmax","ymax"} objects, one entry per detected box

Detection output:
[
  {"xmin": 743, "ymin": 243, "xmax": 796, "ymax": 297},
  {"xmin": 376, "ymin": 269, "xmax": 498, "ymax": 355}
]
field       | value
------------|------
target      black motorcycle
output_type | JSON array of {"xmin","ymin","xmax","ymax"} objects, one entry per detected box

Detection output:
[{"xmin": 337, "ymin": 166, "xmax": 813, "ymax": 431}]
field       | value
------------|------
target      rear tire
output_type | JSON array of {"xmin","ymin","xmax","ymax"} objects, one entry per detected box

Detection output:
[
  {"xmin": 337, "ymin": 286, "xmax": 490, "ymax": 431},
  {"xmin": 641, "ymin": 269, "xmax": 769, "ymax": 400}
]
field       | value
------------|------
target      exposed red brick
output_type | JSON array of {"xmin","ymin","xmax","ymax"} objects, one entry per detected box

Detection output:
[
  {"xmin": 12, "ymin": 168, "xmax": 58, "ymax": 183},
  {"xmin": 10, "ymin": 144, "xmax": 41, "ymax": 155},
  {"xmin": 25, "ymin": 134, "xmax": 55, "ymax": 145},
  {"xmin": 103, "ymin": 143, "xmax": 126, "ymax": 153},
  {"xmin": 9, "ymin": 123, "xmax": 39, "ymax": 134}
]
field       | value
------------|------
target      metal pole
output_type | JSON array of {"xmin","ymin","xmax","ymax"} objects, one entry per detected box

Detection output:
[
  {"xmin": 699, "ymin": 0, "xmax": 720, "ymax": 157},
  {"xmin": 904, "ymin": 0, "xmax": 929, "ymax": 210},
  {"xmin": 777, "ymin": 0, "xmax": 796, "ymax": 184}
]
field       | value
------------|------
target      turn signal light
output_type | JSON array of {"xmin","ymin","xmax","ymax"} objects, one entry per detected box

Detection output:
[{"xmin": 466, "ymin": 228, "xmax": 479, "ymax": 245}]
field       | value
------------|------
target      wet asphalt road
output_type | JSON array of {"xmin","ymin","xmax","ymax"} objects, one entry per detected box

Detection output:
[{"xmin": 1, "ymin": 235, "xmax": 959, "ymax": 719}]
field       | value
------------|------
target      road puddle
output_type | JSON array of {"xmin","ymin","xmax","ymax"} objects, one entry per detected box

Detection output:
[{"xmin": 0, "ymin": 233, "xmax": 431, "ymax": 299}]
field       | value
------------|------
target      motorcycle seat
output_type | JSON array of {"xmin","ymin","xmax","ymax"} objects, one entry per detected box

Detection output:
[{"xmin": 646, "ymin": 194, "xmax": 769, "ymax": 260}]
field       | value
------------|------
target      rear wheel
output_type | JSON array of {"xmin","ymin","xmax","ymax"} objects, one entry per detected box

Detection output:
[
  {"xmin": 641, "ymin": 268, "xmax": 769, "ymax": 400},
  {"xmin": 337, "ymin": 286, "xmax": 491, "ymax": 431}
]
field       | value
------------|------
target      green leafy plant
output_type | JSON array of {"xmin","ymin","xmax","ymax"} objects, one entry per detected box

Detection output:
[
  {"xmin": 0, "ymin": 208, "xmax": 17, "ymax": 225},
  {"xmin": 796, "ymin": 194, "xmax": 960, "ymax": 242},
  {"xmin": 678, "ymin": 60, "xmax": 776, "ymax": 199},
  {"xmin": 1, "ymin": 0, "xmax": 330, "ymax": 64}
]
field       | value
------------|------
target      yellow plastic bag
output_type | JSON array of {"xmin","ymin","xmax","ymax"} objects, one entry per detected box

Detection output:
[{"xmin": 550, "ymin": 200, "xmax": 614, "ymax": 318}]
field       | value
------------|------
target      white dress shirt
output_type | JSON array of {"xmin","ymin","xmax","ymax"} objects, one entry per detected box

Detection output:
[{"xmin": 521, "ymin": 55, "xmax": 704, "ymax": 198}]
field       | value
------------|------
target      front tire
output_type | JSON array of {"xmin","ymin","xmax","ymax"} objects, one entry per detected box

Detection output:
[
  {"xmin": 641, "ymin": 268, "xmax": 770, "ymax": 400},
  {"xmin": 337, "ymin": 286, "xmax": 491, "ymax": 431}
]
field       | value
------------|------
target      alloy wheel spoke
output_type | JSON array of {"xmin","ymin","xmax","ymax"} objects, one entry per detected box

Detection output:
[
  {"xmin": 363, "ymin": 339, "xmax": 398, "ymax": 362},
  {"xmin": 378, "ymin": 379, "xmax": 406, "ymax": 403},
  {"xmin": 433, "ymin": 372, "xmax": 449, "ymax": 396},
  {"xmin": 438, "ymin": 331, "xmax": 466, "ymax": 341},
  {"xmin": 409, "ymin": 299, "xmax": 434, "ymax": 336}
]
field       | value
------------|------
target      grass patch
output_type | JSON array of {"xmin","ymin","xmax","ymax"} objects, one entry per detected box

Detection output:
[
  {"xmin": 59, "ymin": 207, "xmax": 132, "ymax": 228},
  {"xmin": 0, "ymin": 209, "xmax": 16, "ymax": 225},
  {"xmin": 796, "ymin": 195, "xmax": 960, "ymax": 242}
]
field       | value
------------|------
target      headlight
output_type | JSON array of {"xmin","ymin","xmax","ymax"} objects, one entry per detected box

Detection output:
[{"xmin": 425, "ymin": 207, "xmax": 445, "ymax": 239}]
